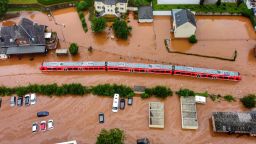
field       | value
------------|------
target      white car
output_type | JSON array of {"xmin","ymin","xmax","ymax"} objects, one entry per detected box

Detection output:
[
  {"xmin": 47, "ymin": 120, "xmax": 54, "ymax": 130},
  {"xmin": 30, "ymin": 93, "xmax": 37, "ymax": 105},
  {"xmin": 32, "ymin": 122, "xmax": 39, "ymax": 133}
]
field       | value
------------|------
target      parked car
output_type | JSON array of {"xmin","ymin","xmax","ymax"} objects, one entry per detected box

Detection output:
[
  {"xmin": 40, "ymin": 121, "xmax": 47, "ymax": 131},
  {"xmin": 30, "ymin": 93, "xmax": 36, "ymax": 105},
  {"xmin": 112, "ymin": 93, "xmax": 119, "ymax": 112},
  {"xmin": 47, "ymin": 120, "xmax": 54, "ymax": 130},
  {"xmin": 128, "ymin": 97, "xmax": 133, "ymax": 105},
  {"xmin": 17, "ymin": 96, "xmax": 23, "ymax": 107},
  {"xmin": 32, "ymin": 122, "xmax": 39, "ymax": 133},
  {"xmin": 99, "ymin": 112, "xmax": 104, "ymax": 124},
  {"xmin": 24, "ymin": 94, "xmax": 30, "ymax": 106},
  {"xmin": 120, "ymin": 98, "xmax": 125, "ymax": 110},
  {"xmin": 0, "ymin": 97, "xmax": 2, "ymax": 108},
  {"xmin": 37, "ymin": 111, "xmax": 49, "ymax": 117},
  {"xmin": 10, "ymin": 96, "xmax": 16, "ymax": 107},
  {"xmin": 137, "ymin": 138, "xmax": 150, "ymax": 144}
]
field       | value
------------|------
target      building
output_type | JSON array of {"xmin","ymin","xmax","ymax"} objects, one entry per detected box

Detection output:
[
  {"xmin": 94, "ymin": 0, "xmax": 128, "ymax": 17},
  {"xmin": 149, "ymin": 102, "xmax": 164, "ymax": 128},
  {"xmin": 212, "ymin": 111, "xmax": 256, "ymax": 136},
  {"xmin": 0, "ymin": 18, "xmax": 58, "ymax": 57},
  {"xmin": 172, "ymin": 9, "xmax": 196, "ymax": 38},
  {"xmin": 56, "ymin": 140, "xmax": 77, "ymax": 144},
  {"xmin": 180, "ymin": 96, "xmax": 198, "ymax": 129},
  {"xmin": 138, "ymin": 6, "xmax": 153, "ymax": 23}
]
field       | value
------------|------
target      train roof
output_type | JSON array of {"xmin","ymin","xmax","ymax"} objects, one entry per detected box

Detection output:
[
  {"xmin": 42, "ymin": 61, "xmax": 106, "ymax": 67},
  {"xmin": 107, "ymin": 62, "xmax": 173, "ymax": 70},
  {"xmin": 175, "ymin": 65, "xmax": 239, "ymax": 76}
]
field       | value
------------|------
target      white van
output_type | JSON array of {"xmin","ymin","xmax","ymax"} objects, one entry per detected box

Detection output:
[
  {"xmin": 112, "ymin": 93, "xmax": 119, "ymax": 112},
  {"xmin": 30, "ymin": 93, "xmax": 37, "ymax": 105}
]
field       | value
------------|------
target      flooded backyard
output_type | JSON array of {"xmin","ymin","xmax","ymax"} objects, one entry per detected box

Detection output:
[{"xmin": 0, "ymin": 8, "xmax": 256, "ymax": 144}]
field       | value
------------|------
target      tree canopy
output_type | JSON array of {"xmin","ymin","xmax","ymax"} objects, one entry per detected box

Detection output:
[
  {"xmin": 96, "ymin": 128, "xmax": 125, "ymax": 144},
  {"xmin": 91, "ymin": 17, "xmax": 107, "ymax": 33},
  {"xmin": 0, "ymin": 0, "xmax": 8, "ymax": 17},
  {"xmin": 69, "ymin": 43, "xmax": 79, "ymax": 55},
  {"xmin": 240, "ymin": 94, "xmax": 256, "ymax": 108},
  {"xmin": 113, "ymin": 18, "xmax": 132, "ymax": 40}
]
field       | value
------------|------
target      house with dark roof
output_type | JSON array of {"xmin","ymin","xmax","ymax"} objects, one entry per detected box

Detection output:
[
  {"xmin": 172, "ymin": 9, "xmax": 196, "ymax": 38},
  {"xmin": 94, "ymin": 0, "xmax": 128, "ymax": 17},
  {"xmin": 138, "ymin": 6, "xmax": 153, "ymax": 23},
  {"xmin": 212, "ymin": 111, "xmax": 256, "ymax": 136},
  {"xmin": 0, "ymin": 18, "xmax": 58, "ymax": 57}
]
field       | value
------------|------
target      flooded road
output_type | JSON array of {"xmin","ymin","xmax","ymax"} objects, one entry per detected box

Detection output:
[{"xmin": 0, "ymin": 8, "xmax": 256, "ymax": 143}]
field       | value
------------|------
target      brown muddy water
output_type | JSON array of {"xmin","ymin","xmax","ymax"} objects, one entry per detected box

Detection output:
[{"xmin": 0, "ymin": 8, "xmax": 256, "ymax": 144}]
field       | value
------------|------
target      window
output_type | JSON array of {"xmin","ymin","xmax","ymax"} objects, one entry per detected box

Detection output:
[
  {"xmin": 120, "ymin": 8, "xmax": 124, "ymax": 10},
  {"xmin": 97, "ymin": 6, "xmax": 101, "ymax": 9}
]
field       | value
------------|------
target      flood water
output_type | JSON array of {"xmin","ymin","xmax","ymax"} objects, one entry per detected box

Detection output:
[{"xmin": 0, "ymin": 8, "xmax": 256, "ymax": 144}]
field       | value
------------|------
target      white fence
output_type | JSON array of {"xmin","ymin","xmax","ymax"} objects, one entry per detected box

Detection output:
[{"xmin": 153, "ymin": 11, "xmax": 172, "ymax": 16}]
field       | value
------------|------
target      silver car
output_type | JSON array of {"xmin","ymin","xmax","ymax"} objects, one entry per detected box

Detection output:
[{"xmin": 10, "ymin": 96, "xmax": 16, "ymax": 107}]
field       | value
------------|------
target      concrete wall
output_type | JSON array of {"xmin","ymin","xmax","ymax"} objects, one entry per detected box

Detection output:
[{"xmin": 153, "ymin": 11, "xmax": 172, "ymax": 16}]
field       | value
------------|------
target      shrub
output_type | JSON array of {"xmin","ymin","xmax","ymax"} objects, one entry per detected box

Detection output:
[
  {"xmin": 69, "ymin": 43, "xmax": 79, "ymax": 55},
  {"xmin": 76, "ymin": 8, "xmax": 88, "ymax": 32},
  {"xmin": 91, "ymin": 17, "xmax": 107, "ymax": 33},
  {"xmin": 91, "ymin": 84, "xmax": 135, "ymax": 98},
  {"xmin": 195, "ymin": 91, "xmax": 208, "ymax": 97},
  {"xmin": 176, "ymin": 88, "xmax": 195, "ymax": 97},
  {"xmin": 76, "ymin": 1, "xmax": 90, "ymax": 11},
  {"xmin": 0, "ymin": 0, "xmax": 8, "ymax": 17},
  {"xmin": 142, "ymin": 86, "xmax": 172, "ymax": 99},
  {"xmin": 240, "ymin": 94, "xmax": 256, "ymax": 108},
  {"xmin": 96, "ymin": 128, "xmax": 125, "ymax": 144},
  {"xmin": 141, "ymin": 93, "xmax": 151, "ymax": 99},
  {"xmin": 223, "ymin": 95, "xmax": 236, "ymax": 102},
  {"xmin": 113, "ymin": 18, "xmax": 132, "ymax": 40},
  {"xmin": 216, "ymin": 0, "xmax": 221, "ymax": 6},
  {"xmin": 188, "ymin": 35, "xmax": 197, "ymax": 44}
]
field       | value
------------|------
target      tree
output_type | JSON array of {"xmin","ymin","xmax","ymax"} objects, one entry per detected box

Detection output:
[
  {"xmin": 69, "ymin": 43, "xmax": 79, "ymax": 55},
  {"xmin": 236, "ymin": 0, "xmax": 243, "ymax": 7},
  {"xmin": 200, "ymin": 0, "xmax": 205, "ymax": 5},
  {"xmin": 240, "ymin": 94, "xmax": 256, "ymax": 108},
  {"xmin": 0, "ymin": 0, "xmax": 8, "ymax": 17},
  {"xmin": 91, "ymin": 17, "xmax": 107, "ymax": 33},
  {"xmin": 113, "ymin": 18, "xmax": 132, "ymax": 40},
  {"xmin": 76, "ymin": 1, "xmax": 89, "ymax": 11},
  {"xmin": 216, "ymin": 0, "xmax": 221, "ymax": 6},
  {"xmin": 188, "ymin": 35, "xmax": 197, "ymax": 43},
  {"xmin": 96, "ymin": 128, "xmax": 125, "ymax": 144}
]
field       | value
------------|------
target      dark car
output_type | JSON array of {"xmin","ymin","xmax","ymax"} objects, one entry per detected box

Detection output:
[
  {"xmin": 37, "ymin": 111, "xmax": 49, "ymax": 117},
  {"xmin": 0, "ymin": 97, "xmax": 2, "ymax": 108},
  {"xmin": 120, "ymin": 99, "xmax": 125, "ymax": 110},
  {"xmin": 99, "ymin": 112, "xmax": 104, "ymax": 123},
  {"xmin": 128, "ymin": 97, "xmax": 133, "ymax": 105},
  {"xmin": 24, "ymin": 94, "xmax": 30, "ymax": 106},
  {"xmin": 17, "ymin": 96, "xmax": 23, "ymax": 107},
  {"xmin": 137, "ymin": 138, "xmax": 150, "ymax": 144}
]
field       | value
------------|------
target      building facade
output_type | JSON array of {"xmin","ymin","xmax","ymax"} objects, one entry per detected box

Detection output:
[{"xmin": 95, "ymin": 0, "xmax": 128, "ymax": 17}]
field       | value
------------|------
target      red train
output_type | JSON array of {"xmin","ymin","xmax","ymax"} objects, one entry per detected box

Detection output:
[{"xmin": 40, "ymin": 61, "xmax": 241, "ymax": 81}]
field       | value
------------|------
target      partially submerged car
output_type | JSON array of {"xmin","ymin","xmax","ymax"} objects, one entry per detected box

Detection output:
[
  {"xmin": 128, "ymin": 97, "xmax": 133, "ymax": 105},
  {"xmin": 24, "ymin": 94, "xmax": 30, "ymax": 106},
  {"xmin": 137, "ymin": 138, "xmax": 150, "ymax": 144},
  {"xmin": 120, "ymin": 98, "xmax": 125, "ymax": 110},
  {"xmin": 112, "ymin": 93, "xmax": 119, "ymax": 112},
  {"xmin": 0, "ymin": 97, "xmax": 2, "ymax": 108},
  {"xmin": 40, "ymin": 121, "xmax": 47, "ymax": 131},
  {"xmin": 30, "ymin": 93, "xmax": 36, "ymax": 105},
  {"xmin": 99, "ymin": 112, "xmax": 104, "ymax": 124},
  {"xmin": 47, "ymin": 120, "xmax": 54, "ymax": 130},
  {"xmin": 32, "ymin": 122, "xmax": 39, "ymax": 133},
  {"xmin": 37, "ymin": 111, "xmax": 49, "ymax": 117},
  {"xmin": 17, "ymin": 96, "xmax": 23, "ymax": 107},
  {"xmin": 10, "ymin": 96, "xmax": 16, "ymax": 107}
]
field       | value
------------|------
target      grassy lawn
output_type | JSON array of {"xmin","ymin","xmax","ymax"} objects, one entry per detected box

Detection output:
[
  {"xmin": 152, "ymin": 0, "xmax": 248, "ymax": 13},
  {"xmin": 9, "ymin": 0, "xmax": 38, "ymax": 4}
]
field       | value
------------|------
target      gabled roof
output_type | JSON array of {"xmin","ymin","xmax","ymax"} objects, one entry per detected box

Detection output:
[
  {"xmin": 95, "ymin": 0, "xmax": 127, "ymax": 5},
  {"xmin": 174, "ymin": 9, "xmax": 196, "ymax": 27},
  {"xmin": 138, "ymin": 6, "xmax": 153, "ymax": 20},
  {"xmin": 6, "ymin": 46, "xmax": 46, "ymax": 55}
]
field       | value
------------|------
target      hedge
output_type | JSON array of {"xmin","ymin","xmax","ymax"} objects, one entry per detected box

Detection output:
[
  {"xmin": 176, "ymin": 88, "xmax": 195, "ymax": 97},
  {"xmin": 141, "ymin": 86, "xmax": 173, "ymax": 99},
  {"xmin": 76, "ymin": 7, "xmax": 88, "ymax": 32},
  {"xmin": 240, "ymin": 94, "xmax": 256, "ymax": 108}
]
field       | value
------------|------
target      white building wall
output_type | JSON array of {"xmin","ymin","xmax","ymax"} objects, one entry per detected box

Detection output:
[
  {"xmin": 174, "ymin": 23, "xmax": 196, "ymax": 38},
  {"xmin": 116, "ymin": 2, "xmax": 128, "ymax": 13},
  {"xmin": 158, "ymin": 0, "xmax": 200, "ymax": 4},
  {"xmin": 95, "ymin": 2, "xmax": 104, "ymax": 12},
  {"xmin": 138, "ymin": 19, "xmax": 153, "ymax": 23}
]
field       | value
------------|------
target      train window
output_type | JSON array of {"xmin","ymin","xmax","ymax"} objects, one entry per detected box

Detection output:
[
  {"xmin": 58, "ymin": 68, "xmax": 61, "ymax": 70},
  {"xmin": 68, "ymin": 68, "xmax": 72, "ymax": 70},
  {"xmin": 48, "ymin": 68, "xmax": 52, "ymax": 70},
  {"xmin": 140, "ymin": 70, "xmax": 145, "ymax": 72},
  {"xmin": 73, "ymin": 68, "xmax": 78, "ymax": 70},
  {"xmin": 175, "ymin": 72, "xmax": 180, "ymax": 74},
  {"xmin": 224, "ymin": 77, "xmax": 228, "ymax": 79},
  {"xmin": 201, "ymin": 74, "xmax": 207, "ymax": 77}
]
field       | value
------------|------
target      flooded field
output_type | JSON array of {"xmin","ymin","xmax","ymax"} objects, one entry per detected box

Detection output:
[{"xmin": 0, "ymin": 8, "xmax": 256, "ymax": 143}]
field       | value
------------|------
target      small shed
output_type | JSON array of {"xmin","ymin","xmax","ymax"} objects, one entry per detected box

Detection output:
[
  {"xmin": 149, "ymin": 102, "xmax": 164, "ymax": 128},
  {"xmin": 138, "ymin": 6, "xmax": 153, "ymax": 23},
  {"xmin": 44, "ymin": 32, "xmax": 52, "ymax": 39},
  {"xmin": 56, "ymin": 48, "xmax": 68, "ymax": 56},
  {"xmin": 180, "ymin": 96, "xmax": 198, "ymax": 129},
  {"xmin": 133, "ymin": 85, "xmax": 146, "ymax": 94},
  {"xmin": 172, "ymin": 9, "xmax": 196, "ymax": 38},
  {"xmin": 195, "ymin": 95, "xmax": 206, "ymax": 104}
]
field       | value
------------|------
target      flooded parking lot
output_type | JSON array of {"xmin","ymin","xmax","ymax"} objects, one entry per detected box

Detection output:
[{"xmin": 0, "ymin": 8, "xmax": 256, "ymax": 144}]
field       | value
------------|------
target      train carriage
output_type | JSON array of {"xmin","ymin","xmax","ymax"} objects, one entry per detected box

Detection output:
[{"xmin": 40, "ymin": 61, "xmax": 106, "ymax": 71}]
